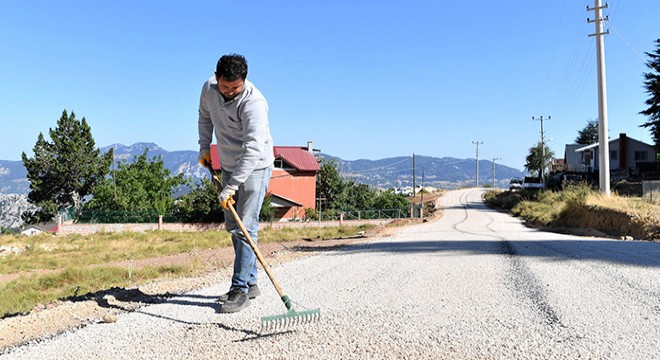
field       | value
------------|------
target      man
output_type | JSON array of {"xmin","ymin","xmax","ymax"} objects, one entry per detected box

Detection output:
[{"xmin": 198, "ymin": 54, "xmax": 274, "ymax": 313}]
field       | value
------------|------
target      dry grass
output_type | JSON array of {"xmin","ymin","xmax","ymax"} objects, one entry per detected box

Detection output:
[
  {"xmin": 485, "ymin": 185, "xmax": 660, "ymax": 240},
  {"xmin": 0, "ymin": 224, "xmax": 375, "ymax": 318}
]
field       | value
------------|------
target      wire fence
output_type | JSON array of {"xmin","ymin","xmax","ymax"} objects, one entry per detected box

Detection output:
[{"xmin": 323, "ymin": 209, "xmax": 409, "ymax": 221}]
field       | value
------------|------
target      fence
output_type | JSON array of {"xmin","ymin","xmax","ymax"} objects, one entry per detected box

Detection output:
[
  {"xmin": 318, "ymin": 208, "xmax": 409, "ymax": 221},
  {"xmin": 642, "ymin": 180, "xmax": 660, "ymax": 202},
  {"xmin": 69, "ymin": 206, "xmax": 412, "ymax": 225},
  {"xmin": 49, "ymin": 207, "xmax": 412, "ymax": 235}
]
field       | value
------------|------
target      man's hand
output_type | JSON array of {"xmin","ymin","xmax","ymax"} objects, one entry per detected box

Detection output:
[
  {"xmin": 198, "ymin": 150, "xmax": 212, "ymax": 168},
  {"xmin": 219, "ymin": 184, "xmax": 238, "ymax": 209}
]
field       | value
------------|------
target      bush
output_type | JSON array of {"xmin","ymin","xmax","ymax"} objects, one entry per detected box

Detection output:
[{"xmin": 304, "ymin": 208, "xmax": 319, "ymax": 221}]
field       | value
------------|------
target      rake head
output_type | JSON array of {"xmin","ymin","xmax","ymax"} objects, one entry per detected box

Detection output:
[{"xmin": 260, "ymin": 307, "xmax": 321, "ymax": 331}]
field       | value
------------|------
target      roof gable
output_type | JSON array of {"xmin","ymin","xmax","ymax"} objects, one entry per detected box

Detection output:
[
  {"xmin": 274, "ymin": 146, "xmax": 320, "ymax": 172},
  {"xmin": 575, "ymin": 135, "xmax": 654, "ymax": 152}
]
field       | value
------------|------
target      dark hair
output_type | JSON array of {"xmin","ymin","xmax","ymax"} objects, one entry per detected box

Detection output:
[{"xmin": 215, "ymin": 54, "xmax": 248, "ymax": 81}]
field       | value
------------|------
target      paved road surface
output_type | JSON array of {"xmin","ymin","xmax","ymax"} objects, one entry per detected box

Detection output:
[{"xmin": 4, "ymin": 189, "xmax": 660, "ymax": 359}]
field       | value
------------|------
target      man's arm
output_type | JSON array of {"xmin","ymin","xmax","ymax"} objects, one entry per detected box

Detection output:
[{"xmin": 198, "ymin": 83, "xmax": 214, "ymax": 160}]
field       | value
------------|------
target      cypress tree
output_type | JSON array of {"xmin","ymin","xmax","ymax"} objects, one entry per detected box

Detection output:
[
  {"xmin": 640, "ymin": 39, "xmax": 660, "ymax": 151},
  {"xmin": 21, "ymin": 110, "xmax": 112, "ymax": 224}
]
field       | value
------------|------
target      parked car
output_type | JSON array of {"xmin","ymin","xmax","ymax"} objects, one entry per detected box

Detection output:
[
  {"xmin": 548, "ymin": 172, "xmax": 587, "ymax": 190},
  {"xmin": 509, "ymin": 178, "xmax": 523, "ymax": 191},
  {"xmin": 522, "ymin": 176, "xmax": 544, "ymax": 190},
  {"xmin": 561, "ymin": 173, "xmax": 586, "ymax": 189}
]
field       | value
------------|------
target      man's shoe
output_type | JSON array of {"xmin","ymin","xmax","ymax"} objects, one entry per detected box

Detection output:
[
  {"xmin": 218, "ymin": 290, "xmax": 250, "ymax": 313},
  {"xmin": 217, "ymin": 284, "xmax": 260, "ymax": 302}
]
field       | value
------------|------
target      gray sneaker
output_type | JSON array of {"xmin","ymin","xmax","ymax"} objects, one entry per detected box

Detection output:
[
  {"xmin": 217, "ymin": 284, "xmax": 261, "ymax": 302},
  {"xmin": 218, "ymin": 290, "xmax": 250, "ymax": 313}
]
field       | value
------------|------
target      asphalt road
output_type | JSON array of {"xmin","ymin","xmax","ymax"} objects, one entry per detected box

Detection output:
[{"xmin": 4, "ymin": 188, "xmax": 660, "ymax": 359}]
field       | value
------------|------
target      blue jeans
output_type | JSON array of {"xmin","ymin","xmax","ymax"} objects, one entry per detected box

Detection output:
[{"xmin": 222, "ymin": 165, "xmax": 273, "ymax": 292}]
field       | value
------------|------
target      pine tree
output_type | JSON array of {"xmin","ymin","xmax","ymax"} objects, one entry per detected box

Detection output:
[
  {"xmin": 575, "ymin": 119, "xmax": 599, "ymax": 145},
  {"xmin": 640, "ymin": 39, "xmax": 660, "ymax": 151},
  {"xmin": 21, "ymin": 110, "xmax": 113, "ymax": 224}
]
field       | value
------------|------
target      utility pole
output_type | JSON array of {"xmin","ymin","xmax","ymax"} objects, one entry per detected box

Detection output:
[
  {"xmin": 532, "ymin": 116, "xmax": 550, "ymax": 182},
  {"xmin": 472, "ymin": 141, "xmax": 483, "ymax": 187},
  {"xmin": 588, "ymin": 0, "xmax": 611, "ymax": 196},
  {"xmin": 492, "ymin": 157, "xmax": 501, "ymax": 188},
  {"xmin": 420, "ymin": 168, "xmax": 425, "ymax": 218},
  {"xmin": 412, "ymin": 153, "xmax": 416, "ymax": 196}
]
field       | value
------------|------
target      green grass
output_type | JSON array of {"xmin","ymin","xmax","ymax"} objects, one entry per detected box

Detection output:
[{"xmin": 0, "ymin": 224, "xmax": 375, "ymax": 318}]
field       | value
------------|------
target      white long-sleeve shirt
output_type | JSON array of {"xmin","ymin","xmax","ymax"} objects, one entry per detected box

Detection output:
[{"xmin": 198, "ymin": 77, "xmax": 274, "ymax": 188}]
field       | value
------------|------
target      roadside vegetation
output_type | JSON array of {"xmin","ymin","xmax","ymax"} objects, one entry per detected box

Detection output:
[
  {"xmin": 0, "ymin": 224, "xmax": 374, "ymax": 318},
  {"xmin": 484, "ymin": 185, "xmax": 660, "ymax": 241}
]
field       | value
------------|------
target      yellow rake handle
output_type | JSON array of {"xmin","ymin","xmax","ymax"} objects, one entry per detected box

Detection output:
[{"xmin": 226, "ymin": 200, "xmax": 288, "ymax": 300}]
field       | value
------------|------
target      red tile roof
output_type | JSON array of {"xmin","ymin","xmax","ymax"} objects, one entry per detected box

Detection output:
[
  {"xmin": 210, "ymin": 145, "xmax": 320, "ymax": 172},
  {"xmin": 274, "ymin": 146, "xmax": 321, "ymax": 171}
]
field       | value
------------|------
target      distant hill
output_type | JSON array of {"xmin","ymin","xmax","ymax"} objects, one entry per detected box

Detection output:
[
  {"xmin": 321, "ymin": 154, "xmax": 524, "ymax": 189},
  {"xmin": 99, "ymin": 143, "xmax": 209, "ymax": 182},
  {"xmin": 2, "ymin": 142, "xmax": 525, "ymax": 197},
  {"xmin": 0, "ymin": 160, "xmax": 29, "ymax": 195}
]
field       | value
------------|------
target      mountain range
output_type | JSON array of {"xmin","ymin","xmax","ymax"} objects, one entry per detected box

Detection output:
[
  {"xmin": 0, "ymin": 142, "xmax": 525, "ymax": 230},
  {"xmin": 1, "ymin": 142, "xmax": 525, "ymax": 197}
]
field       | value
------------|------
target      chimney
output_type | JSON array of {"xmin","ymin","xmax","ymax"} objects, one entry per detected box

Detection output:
[
  {"xmin": 307, "ymin": 140, "xmax": 313, "ymax": 153},
  {"xmin": 619, "ymin": 133, "xmax": 627, "ymax": 169}
]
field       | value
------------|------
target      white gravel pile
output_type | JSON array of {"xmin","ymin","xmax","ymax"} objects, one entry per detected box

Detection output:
[{"xmin": 3, "ymin": 189, "xmax": 659, "ymax": 359}]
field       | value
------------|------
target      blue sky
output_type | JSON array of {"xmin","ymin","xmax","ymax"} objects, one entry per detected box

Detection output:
[{"xmin": 1, "ymin": 0, "xmax": 659, "ymax": 171}]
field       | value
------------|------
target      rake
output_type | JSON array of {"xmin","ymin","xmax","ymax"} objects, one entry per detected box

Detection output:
[
  {"xmin": 225, "ymin": 198, "xmax": 321, "ymax": 329},
  {"xmin": 208, "ymin": 168, "xmax": 320, "ymax": 329}
]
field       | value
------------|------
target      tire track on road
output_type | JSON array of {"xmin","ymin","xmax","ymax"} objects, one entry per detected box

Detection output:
[{"xmin": 449, "ymin": 189, "xmax": 564, "ymax": 327}]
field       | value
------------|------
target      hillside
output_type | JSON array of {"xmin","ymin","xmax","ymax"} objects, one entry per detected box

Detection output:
[
  {"xmin": 3, "ymin": 143, "xmax": 525, "ymax": 197},
  {"xmin": 323, "ymin": 154, "xmax": 524, "ymax": 189}
]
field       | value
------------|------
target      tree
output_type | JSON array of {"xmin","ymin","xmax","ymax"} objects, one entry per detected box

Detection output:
[
  {"xmin": 524, "ymin": 142, "xmax": 555, "ymax": 178},
  {"xmin": 575, "ymin": 119, "xmax": 599, "ymax": 145},
  {"xmin": 259, "ymin": 195, "xmax": 275, "ymax": 222},
  {"xmin": 316, "ymin": 158, "xmax": 346, "ymax": 210},
  {"xmin": 21, "ymin": 110, "xmax": 112, "ymax": 224},
  {"xmin": 83, "ymin": 149, "xmax": 185, "ymax": 223},
  {"xmin": 316, "ymin": 158, "xmax": 409, "ymax": 215},
  {"xmin": 171, "ymin": 177, "xmax": 224, "ymax": 223},
  {"xmin": 372, "ymin": 190, "xmax": 410, "ymax": 211},
  {"xmin": 640, "ymin": 39, "xmax": 660, "ymax": 151}
]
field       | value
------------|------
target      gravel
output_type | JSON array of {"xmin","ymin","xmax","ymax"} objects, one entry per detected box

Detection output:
[{"xmin": 2, "ymin": 188, "xmax": 659, "ymax": 359}]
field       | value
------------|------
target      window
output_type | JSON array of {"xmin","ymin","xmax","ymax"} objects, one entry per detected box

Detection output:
[
  {"xmin": 634, "ymin": 151, "xmax": 648, "ymax": 161},
  {"xmin": 274, "ymin": 159, "xmax": 295, "ymax": 170},
  {"xmin": 610, "ymin": 150, "xmax": 617, "ymax": 160}
]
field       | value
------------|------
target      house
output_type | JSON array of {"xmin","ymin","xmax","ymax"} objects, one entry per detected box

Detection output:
[
  {"xmin": 573, "ymin": 133, "xmax": 657, "ymax": 176},
  {"xmin": 20, "ymin": 223, "xmax": 58, "ymax": 236},
  {"xmin": 551, "ymin": 158, "xmax": 565, "ymax": 173},
  {"xmin": 562, "ymin": 144, "xmax": 589, "ymax": 173},
  {"xmin": 210, "ymin": 141, "xmax": 321, "ymax": 221}
]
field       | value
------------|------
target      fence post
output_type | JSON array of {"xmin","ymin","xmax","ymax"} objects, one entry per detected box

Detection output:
[
  {"xmin": 158, "ymin": 215, "xmax": 163, "ymax": 231},
  {"xmin": 56, "ymin": 215, "xmax": 62, "ymax": 234},
  {"xmin": 339, "ymin": 212, "xmax": 344, "ymax": 226}
]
